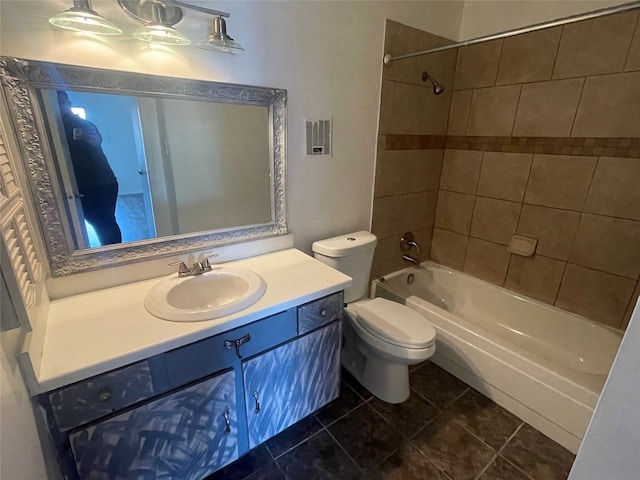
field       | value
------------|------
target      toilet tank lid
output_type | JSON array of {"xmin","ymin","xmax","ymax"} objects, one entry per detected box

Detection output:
[{"xmin": 312, "ymin": 231, "xmax": 377, "ymax": 257}]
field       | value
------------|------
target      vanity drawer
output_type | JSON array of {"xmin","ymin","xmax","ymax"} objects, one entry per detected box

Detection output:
[
  {"xmin": 164, "ymin": 308, "xmax": 297, "ymax": 388},
  {"xmin": 298, "ymin": 291, "xmax": 344, "ymax": 334},
  {"xmin": 49, "ymin": 360, "xmax": 156, "ymax": 431}
]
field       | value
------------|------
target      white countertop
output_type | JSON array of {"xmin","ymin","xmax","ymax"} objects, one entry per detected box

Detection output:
[{"xmin": 35, "ymin": 249, "xmax": 352, "ymax": 393}]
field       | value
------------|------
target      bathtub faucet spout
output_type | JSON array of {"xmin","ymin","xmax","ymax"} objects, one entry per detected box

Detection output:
[
  {"xmin": 400, "ymin": 232, "xmax": 421, "ymax": 266},
  {"xmin": 403, "ymin": 254, "xmax": 420, "ymax": 266}
]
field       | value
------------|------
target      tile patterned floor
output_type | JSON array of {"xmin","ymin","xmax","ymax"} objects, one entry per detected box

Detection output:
[
  {"xmin": 205, "ymin": 361, "xmax": 575, "ymax": 480},
  {"xmin": 86, "ymin": 193, "xmax": 150, "ymax": 247}
]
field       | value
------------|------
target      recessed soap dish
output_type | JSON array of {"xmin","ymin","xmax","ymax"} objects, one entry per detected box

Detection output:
[{"xmin": 508, "ymin": 235, "xmax": 537, "ymax": 257}]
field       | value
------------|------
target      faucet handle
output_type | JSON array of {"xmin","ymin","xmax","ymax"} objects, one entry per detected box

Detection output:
[
  {"xmin": 168, "ymin": 261, "xmax": 189, "ymax": 276},
  {"xmin": 400, "ymin": 232, "xmax": 421, "ymax": 256},
  {"xmin": 202, "ymin": 253, "xmax": 218, "ymax": 269}
]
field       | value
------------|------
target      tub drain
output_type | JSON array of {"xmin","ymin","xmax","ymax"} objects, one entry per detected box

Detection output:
[{"xmin": 407, "ymin": 273, "xmax": 415, "ymax": 284}]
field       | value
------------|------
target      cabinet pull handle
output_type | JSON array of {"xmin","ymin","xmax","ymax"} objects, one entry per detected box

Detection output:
[
  {"xmin": 252, "ymin": 391, "xmax": 261, "ymax": 413},
  {"xmin": 222, "ymin": 409, "xmax": 231, "ymax": 434},
  {"xmin": 223, "ymin": 333, "xmax": 251, "ymax": 359},
  {"xmin": 320, "ymin": 308, "xmax": 327, "ymax": 317},
  {"xmin": 97, "ymin": 388, "xmax": 112, "ymax": 403}
]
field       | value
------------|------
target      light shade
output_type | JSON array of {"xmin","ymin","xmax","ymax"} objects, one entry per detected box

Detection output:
[
  {"xmin": 132, "ymin": 2, "xmax": 190, "ymax": 46},
  {"xmin": 49, "ymin": 0, "xmax": 122, "ymax": 35},
  {"xmin": 196, "ymin": 16, "xmax": 244, "ymax": 53},
  {"xmin": 132, "ymin": 24, "xmax": 191, "ymax": 45}
]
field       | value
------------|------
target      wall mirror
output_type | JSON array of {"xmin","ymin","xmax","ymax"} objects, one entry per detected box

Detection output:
[{"xmin": 0, "ymin": 57, "xmax": 287, "ymax": 276}]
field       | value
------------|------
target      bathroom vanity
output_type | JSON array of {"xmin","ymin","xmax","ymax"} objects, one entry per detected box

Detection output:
[{"xmin": 28, "ymin": 249, "xmax": 351, "ymax": 480}]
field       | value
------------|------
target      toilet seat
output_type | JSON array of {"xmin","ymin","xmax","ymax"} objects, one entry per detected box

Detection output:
[{"xmin": 353, "ymin": 298, "xmax": 436, "ymax": 349}]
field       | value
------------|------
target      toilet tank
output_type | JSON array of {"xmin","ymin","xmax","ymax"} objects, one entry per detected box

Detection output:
[{"xmin": 312, "ymin": 231, "xmax": 377, "ymax": 303}]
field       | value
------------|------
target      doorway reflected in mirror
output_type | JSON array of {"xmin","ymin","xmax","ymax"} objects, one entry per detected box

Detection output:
[
  {"xmin": 55, "ymin": 90, "xmax": 125, "ymax": 247},
  {"xmin": 86, "ymin": 194, "xmax": 151, "ymax": 247},
  {"xmin": 41, "ymin": 88, "xmax": 272, "ymax": 251}
]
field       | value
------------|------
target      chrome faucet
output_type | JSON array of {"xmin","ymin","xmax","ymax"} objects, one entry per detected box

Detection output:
[
  {"xmin": 169, "ymin": 260, "xmax": 190, "ymax": 277},
  {"xmin": 169, "ymin": 254, "xmax": 218, "ymax": 277},
  {"xmin": 400, "ymin": 232, "xmax": 421, "ymax": 266},
  {"xmin": 402, "ymin": 254, "xmax": 420, "ymax": 266}
]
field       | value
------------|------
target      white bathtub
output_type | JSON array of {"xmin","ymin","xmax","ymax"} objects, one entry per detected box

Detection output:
[{"xmin": 372, "ymin": 262, "xmax": 622, "ymax": 453}]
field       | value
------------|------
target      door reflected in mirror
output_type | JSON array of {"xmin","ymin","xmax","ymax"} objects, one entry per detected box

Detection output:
[{"xmin": 41, "ymin": 89, "xmax": 273, "ymax": 250}]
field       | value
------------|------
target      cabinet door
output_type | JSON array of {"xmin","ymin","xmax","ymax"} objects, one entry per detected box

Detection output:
[
  {"xmin": 243, "ymin": 322, "xmax": 341, "ymax": 448},
  {"xmin": 70, "ymin": 369, "xmax": 238, "ymax": 480}
]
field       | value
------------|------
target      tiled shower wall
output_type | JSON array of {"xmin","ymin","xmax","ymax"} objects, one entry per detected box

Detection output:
[
  {"xmin": 372, "ymin": 21, "xmax": 457, "ymax": 278},
  {"xmin": 373, "ymin": 11, "xmax": 640, "ymax": 330}
]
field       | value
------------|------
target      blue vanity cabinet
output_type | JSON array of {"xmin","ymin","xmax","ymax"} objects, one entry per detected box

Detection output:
[
  {"xmin": 243, "ymin": 321, "xmax": 341, "ymax": 448},
  {"xmin": 69, "ymin": 369, "xmax": 238, "ymax": 480},
  {"xmin": 39, "ymin": 292, "xmax": 344, "ymax": 479}
]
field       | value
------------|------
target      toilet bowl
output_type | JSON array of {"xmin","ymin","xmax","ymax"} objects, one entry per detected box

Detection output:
[
  {"xmin": 312, "ymin": 231, "xmax": 437, "ymax": 404},
  {"xmin": 342, "ymin": 297, "xmax": 436, "ymax": 404}
]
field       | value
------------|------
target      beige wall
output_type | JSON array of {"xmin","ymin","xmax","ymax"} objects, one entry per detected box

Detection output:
[
  {"xmin": 458, "ymin": 0, "xmax": 632, "ymax": 39},
  {"xmin": 373, "ymin": 9, "xmax": 640, "ymax": 330}
]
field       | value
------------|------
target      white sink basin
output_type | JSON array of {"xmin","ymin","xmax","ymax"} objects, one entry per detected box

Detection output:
[{"xmin": 144, "ymin": 266, "xmax": 266, "ymax": 322}]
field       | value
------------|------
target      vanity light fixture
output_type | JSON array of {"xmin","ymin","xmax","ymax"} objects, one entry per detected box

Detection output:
[
  {"xmin": 48, "ymin": 0, "xmax": 123, "ymax": 35},
  {"xmin": 49, "ymin": 0, "xmax": 244, "ymax": 51},
  {"xmin": 132, "ymin": 2, "xmax": 191, "ymax": 46},
  {"xmin": 196, "ymin": 16, "xmax": 244, "ymax": 53}
]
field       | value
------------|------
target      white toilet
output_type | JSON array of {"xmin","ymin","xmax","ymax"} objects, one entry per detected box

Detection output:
[{"xmin": 312, "ymin": 231, "xmax": 436, "ymax": 404}]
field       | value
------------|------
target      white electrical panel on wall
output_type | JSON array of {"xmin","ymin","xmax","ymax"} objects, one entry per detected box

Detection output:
[{"xmin": 306, "ymin": 119, "xmax": 332, "ymax": 156}]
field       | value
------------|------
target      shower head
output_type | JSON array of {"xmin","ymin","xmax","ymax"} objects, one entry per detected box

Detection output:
[{"xmin": 422, "ymin": 71, "xmax": 445, "ymax": 95}]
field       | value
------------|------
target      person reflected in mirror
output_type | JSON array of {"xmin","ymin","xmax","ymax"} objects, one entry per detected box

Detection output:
[{"xmin": 57, "ymin": 91, "xmax": 122, "ymax": 246}]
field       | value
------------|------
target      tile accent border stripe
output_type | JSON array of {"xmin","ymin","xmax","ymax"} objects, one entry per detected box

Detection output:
[
  {"xmin": 381, "ymin": 135, "xmax": 640, "ymax": 157},
  {"xmin": 381, "ymin": 135, "xmax": 447, "ymax": 150}
]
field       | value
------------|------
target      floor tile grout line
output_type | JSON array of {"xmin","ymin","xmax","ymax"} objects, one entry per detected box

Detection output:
[
  {"xmin": 410, "ymin": 388, "xmax": 442, "ymax": 410},
  {"xmin": 363, "ymin": 444, "xmax": 404, "ymax": 476},
  {"xmin": 440, "ymin": 387, "xmax": 525, "ymax": 455},
  {"xmin": 408, "ymin": 382, "xmax": 467, "ymax": 412},
  {"xmin": 454, "ymin": 418, "xmax": 510, "ymax": 456},
  {"xmin": 497, "ymin": 422, "xmax": 525, "ymax": 456},
  {"xmin": 408, "ymin": 409, "xmax": 443, "ymax": 441},
  {"xmin": 405, "ymin": 387, "xmax": 504, "ymax": 480},
  {"xmin": 342, "ymin": 374, "xmax": 372, "ymax": 402},
  {"xmin": 472, "ymin": 452, "xmax": 499, "ymax": 480},
  {"xmin": 472, "ymin": 422, "xmax": 527, "ymax": 480},
  {"xmin": 322, "ymin": 424, "xmax": 367, "ymax": 474},
  {"xmin": 314, "ymin": 396, "xmax": 371, "ymax": 430},
  {"xmin": 451, "ymin": 386, "xmax": 471, "ymax": 405},
  {"xmin": 270, "ymin": 456, "xmax": 288, "ymax": 480},
  {"xmin": 405, "ymin": 433, "xmax": 456, "ymax": 480},
  {"xmin": 265, "ymin": 442, "xmax": 276, "ymax": 461},
  {"xmin": 498, "ymin": 424, "xmax": 538, "ymax": 480},
  {"xmin": 324, "ymin": 398, "xmax": 411, "ymax": 474},
  {"xmin": 361, "ymin": 397, "xmax": 416, "ymax": 442},
  {"xmin": 499, "ymin": 454, "xmax": 537, "ymax": 480},
  {"xmin": 366, "ymin": 401, "xmax": 439, "ymax": 443},
  {"xmin": 232, "ymin": 446, "xmax": 277, "ymax": 480},
  {"xmin": 269, "ymin": 426, "xmax": 327, "ymax": 461}
]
